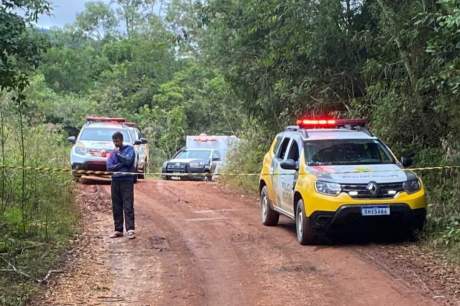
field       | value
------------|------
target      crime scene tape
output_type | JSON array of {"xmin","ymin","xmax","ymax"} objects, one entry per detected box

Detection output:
[{"xmin": 0, "ymin": 164, "xmax": 459, "ymax": 177}]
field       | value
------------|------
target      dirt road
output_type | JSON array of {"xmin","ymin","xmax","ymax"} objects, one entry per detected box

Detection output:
[{"xmin": 38, "ymin": 180, "xmax": 460, "ymax": 306}]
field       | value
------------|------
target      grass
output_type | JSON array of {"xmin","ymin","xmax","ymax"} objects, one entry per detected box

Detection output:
[{"xmin": 0, "ymin": 122, "xmax": 79, "ymax": 305}]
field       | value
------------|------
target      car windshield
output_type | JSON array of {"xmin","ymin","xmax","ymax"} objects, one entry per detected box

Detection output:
[
  {"xmin": 175, "ymin": 150, "xmax": 211, "ymax": 160},
  {"xmin": 79, "ymin": 128, "xmax": 131, "ymax": 142},
  {"xmin": 304, "ymin": 139, "xmax": 395, "ymax": 166}
]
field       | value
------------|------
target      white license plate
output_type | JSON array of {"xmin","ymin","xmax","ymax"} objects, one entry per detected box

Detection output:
[{"xmin": 361, "ymin": 206, "xmax": 390, "ymax": 216}]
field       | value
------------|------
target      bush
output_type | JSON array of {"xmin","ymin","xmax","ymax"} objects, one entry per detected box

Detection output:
[
  {"xmin": 222, "ymin": 119, "xmax": 274, "ymax": 193},
  {"xmin": 0, "ymin": 118, "xmax": 77, "ymax": 305}
]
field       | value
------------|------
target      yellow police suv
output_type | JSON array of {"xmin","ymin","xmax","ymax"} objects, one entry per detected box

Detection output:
[{"xmin": 259, "ymin": 119, "xmax": 426, "ymax": 244}]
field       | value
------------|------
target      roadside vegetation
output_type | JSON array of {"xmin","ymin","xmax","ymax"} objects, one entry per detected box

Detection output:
[{"xmin": 0, "ymin": 0, "xmax": 459, "ymax": 303}]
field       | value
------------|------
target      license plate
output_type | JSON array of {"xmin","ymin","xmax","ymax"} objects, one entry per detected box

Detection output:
[{"xmin": 361, "ymin": 206, "xmax": 390, "ymax": 216}]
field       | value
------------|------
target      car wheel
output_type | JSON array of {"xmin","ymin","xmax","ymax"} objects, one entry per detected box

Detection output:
[
  {"xmin": 139, "ymin": 159, "xmax": 148, "ymax": 179},
  {"xmin": 260, "ymin": 186, "xmax": 279, "ymax": 226},
  {"xmin": 204, "ymin": 172, "xmax": 212, "ymax": 182},
  {"xmin": 138, "ymin": 169, "xmax": 145, "ymax": 180},
  {"xmin": 296, "ymin": 199, "xmax": 317, "ymax": 245}
]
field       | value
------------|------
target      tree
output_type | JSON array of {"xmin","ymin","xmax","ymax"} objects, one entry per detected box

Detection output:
[
  {"xmin": 116, "ymin": 0, "xmax": 157, "ymax": 37},
  {"xmin": 0, "ymin": 0, "xmax": 50, "ymax": 91},
  {"xmin": 75, "ymin": 1, "xmax": 118, "ymax": 40}
]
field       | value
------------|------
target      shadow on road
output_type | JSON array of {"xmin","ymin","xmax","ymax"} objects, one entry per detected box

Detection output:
[{"xmin": 276, "ymin": 219, "xmax": 417, "ymax": 247}]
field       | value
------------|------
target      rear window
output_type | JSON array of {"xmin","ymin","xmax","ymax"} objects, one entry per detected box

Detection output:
[{"xmin": 79, "ymin": 128, "xmax": 131, "ymax": 142}]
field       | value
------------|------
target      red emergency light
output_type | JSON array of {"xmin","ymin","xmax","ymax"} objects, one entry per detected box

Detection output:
[
  {"xmin": 86, "ymin": 116, "xmax": 126, "ymax": 123},
  {"xmin": 296, "ymin": 118, "xmax": 367, "ymax": 129},
  {"xmin": 193, "ymin": 133, "xmax": 217, "ymax": 142}
]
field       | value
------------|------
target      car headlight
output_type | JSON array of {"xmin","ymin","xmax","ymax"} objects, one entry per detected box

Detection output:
[
  {"xmin": 403, "ymin": 178, "xmax": 421, "ymax": 194},
  {"xmin": 315, "ymin": 181, "xmax": 342, "ymax": 196},
  {"xmin": 190, "ymin": 161, "xmax": 205, "ymax": 168},
  {"xmin": 74, "ymin": 146, "xmax": 88, "ymax": 156}
]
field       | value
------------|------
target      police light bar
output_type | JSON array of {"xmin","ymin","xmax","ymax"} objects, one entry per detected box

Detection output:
[
  {"xmin": 296, "ymin": 118, "xmax": 367, "ymax": 129},
  {"xmin": 192, "ymin": 133, "xmax": 217, "ymax": 142},
  {"xmin": 86, "ymin": 116, "xmax": 126, "ymax": 123}
]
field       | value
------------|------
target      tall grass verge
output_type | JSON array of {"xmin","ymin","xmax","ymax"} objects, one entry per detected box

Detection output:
[{"xmin": 0, "ymin": 113, "xmax": 77, "ymax": 305}]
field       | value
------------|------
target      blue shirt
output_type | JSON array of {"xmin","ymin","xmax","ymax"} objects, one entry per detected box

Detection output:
[{"xmin": 106, "ymin": 145, "xmax": 136, "ymax": 181}]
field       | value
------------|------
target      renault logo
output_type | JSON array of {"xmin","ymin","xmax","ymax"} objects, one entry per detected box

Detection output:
[{"xmin": 367, "ymin": 182, "xmax": 379, "ymax": 195}]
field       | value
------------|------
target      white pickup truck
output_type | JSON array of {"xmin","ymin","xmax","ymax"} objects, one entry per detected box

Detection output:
[{"xmin": 161, "ymin": 134, "xmax": 239, "ymax": 180}]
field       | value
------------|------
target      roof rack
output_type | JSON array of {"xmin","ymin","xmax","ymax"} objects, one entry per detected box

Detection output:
[
  {"xmin": 346, "ymin": 125, "xmax": 374, "ymax": 136},
  {"xmin": 285, "ymin": 125, "xmax": 309, "ymax": 138},
  {"xmin": 285, "ymin": 125, "xmax": 299, "ymax": 132}
]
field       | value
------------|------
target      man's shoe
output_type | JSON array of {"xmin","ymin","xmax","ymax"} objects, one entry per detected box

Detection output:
[
  {"xmin": 127, "ymin": 230, "xmax": 136, "ymax": 239},
  {"xmin": 109, "ymin": 231, "xmax": 123, "ymax": 238}
]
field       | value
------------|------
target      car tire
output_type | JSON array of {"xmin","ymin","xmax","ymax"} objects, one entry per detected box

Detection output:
[
  {"xmin": 260, "ymin": 186, "xmax": 279, "ymax": 226},
  {"xmin": 295, "ymin": 199, "xmax": 317, "ymax": 245},
  {"xmin": 204, "ymin": 172, "xmax": 213, "ymax": 182},
  {"xmin": 138, "ymin": 159, "xmax": 148, "ymax": 179},
  {"xmin": 138, "ymin": 170, "xmax": 145, "ymax": 180}
]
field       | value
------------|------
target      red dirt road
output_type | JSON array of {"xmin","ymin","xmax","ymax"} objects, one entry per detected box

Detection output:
[{"xmin": 38, "ymin": 180, "xmax": 460, "ymax": 305}]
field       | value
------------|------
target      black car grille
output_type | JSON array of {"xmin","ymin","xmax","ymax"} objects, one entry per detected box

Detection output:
[
  {"xmin": 166, "ymin": 162, "xmax": 187, "ymax": 171},
  {"xmin": 341, "ymin": 182, "xmax": 404, "ymax": 199}
]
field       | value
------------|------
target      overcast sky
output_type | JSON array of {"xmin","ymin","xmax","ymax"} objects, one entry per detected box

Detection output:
[{"xmin": 36, "ymin": 0, "xmax": 111, "ymax": 28}]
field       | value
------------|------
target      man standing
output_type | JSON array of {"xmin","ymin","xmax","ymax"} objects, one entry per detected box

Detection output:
[{"xmin": 107, "ymin": 131, "xmax": 136, "ymax": 239}]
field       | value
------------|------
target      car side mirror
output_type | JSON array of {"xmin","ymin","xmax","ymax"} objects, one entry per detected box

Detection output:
[
  {"xmin": 67, "ymin": 136, "xmax": 76, "ymax": 144},
  {"xmin": 280, "ymin": 159, "xmax": 298, "ymax": 170},
  {"xmin": 134, "ymin": 140, "xmax": 142, "ymax": 145},
  {"xmin": 400, "ymin": 156, "xmax": 413, "ymax": 168},
  {"xmin": 212, "ymin": 157, "xmax": 221, "ymax": 161},
  {"xmin": 140, "ymin": 138, "xmax": 148, "ymax": 144}
]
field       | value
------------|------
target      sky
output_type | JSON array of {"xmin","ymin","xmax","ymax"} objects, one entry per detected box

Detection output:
[{"xmin": 36, "ymin": 0, "xmax": 111, "ymax": 29}]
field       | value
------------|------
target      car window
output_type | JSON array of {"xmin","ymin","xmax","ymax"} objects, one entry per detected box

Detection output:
[
  {"xmin": 79, "ymin": 128, "xmax": 131, "ymax": 142},
  {"xmin": 128, "ymin": 129, "xmax": 137, "ymax": 141},
  {"xmin": 136, "ymin": 128, "xmax": 144, "ymax": 139},
  {"xmin": 175, "ymin": 150, "xmax": 212, "ymax": 160},
  {"xmin": 277, "ymin": 137, "xmax": 291, "ymax": 160},
  {"xmin": 213, "ymin": 151, "xmax": 221, "ymax": 159},
  {"xmin": 304, "ymin": 139, "xmax": 395, "ymax": 165},
  {"xmin": 286, "ymin": 140, "xmax": 300, "ymax": 162},
  {"xmin": 272, "ymin": 136, "xmax": 283, "ymax": 154}
]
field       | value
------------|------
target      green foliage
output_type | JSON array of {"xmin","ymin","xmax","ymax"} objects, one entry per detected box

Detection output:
[
  {"xmin": 0, "ymin": 113, "xmax": 77, "ymax": 305},
  {"xmin": 0, "ymin": 0, "xmax": 49, "ymax": 91},
  {"xmin": 222, "ymin": 119, "xmax": 273, "ymax": 192},
  {"xmin": 75, "ymin": 1, "xmax": 117, "ymax": 40}
]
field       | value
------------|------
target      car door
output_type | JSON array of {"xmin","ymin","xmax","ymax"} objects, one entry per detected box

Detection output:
[
  {"xmin": 211, "ymin": 150, "xmax": 222, "ymax": 173},
  {"xmin": 271, "ymin": 136, "xmax": 291, "ymax": 210},
  {"xmin": 135, "ymin": 128, "xmax": 147, "ymax": 170},
  {"xmin": 127, "ymin": 128, "xmax": 140, "ymax": 170},
  {"xmin": 278, "ymin": 138, "xmax": 301, "ymax": 214}
]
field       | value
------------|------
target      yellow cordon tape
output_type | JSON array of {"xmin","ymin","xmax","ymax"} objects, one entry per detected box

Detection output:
[{"xmin": 0, "ymin": 164, "xmax": 459, "ymax": 177}]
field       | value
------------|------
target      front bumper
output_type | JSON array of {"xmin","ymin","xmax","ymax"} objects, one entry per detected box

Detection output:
[
  {"xmin": 71, "ymin": 161, "xmax": 109, "ymax": 178},
  {"xmin": 310, "ymin": 205, "xmax": 426, "ymax": 231},
  {"xmin": 162, "ymin": 166, "xmax": 210, "ymax": 180}
]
